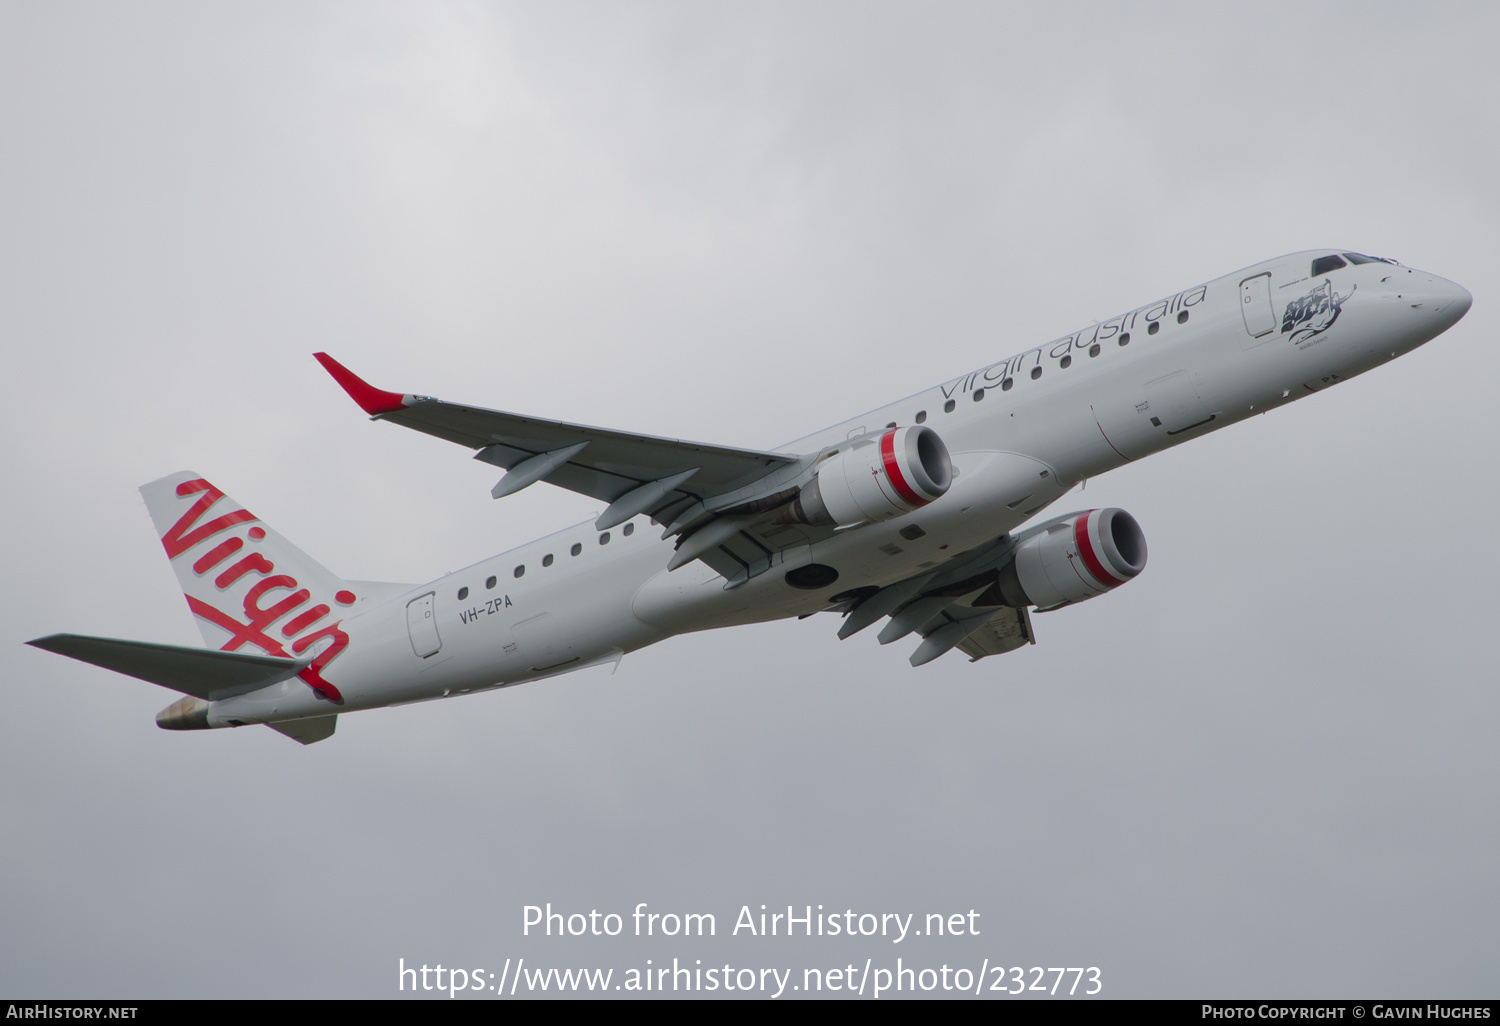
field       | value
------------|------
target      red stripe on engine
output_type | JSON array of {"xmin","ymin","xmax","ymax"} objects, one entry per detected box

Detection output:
[
  {"xmin": 1073, "ymin": 511, "xmax": 1119, "ymax": 590},
  {"xmin": 880, "ymin": 429, "xmax": 928, "ymax": 507}
]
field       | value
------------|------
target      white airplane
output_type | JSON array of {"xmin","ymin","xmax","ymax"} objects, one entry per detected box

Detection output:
[{"xmin": 28, "ymin": 251, "xmax": 1471, "ymax": 744}]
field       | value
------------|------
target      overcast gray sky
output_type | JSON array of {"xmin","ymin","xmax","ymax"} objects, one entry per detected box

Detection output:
[{"xmin": 3, "ymin": 0, "xmax": 1497, "ymax": 999}]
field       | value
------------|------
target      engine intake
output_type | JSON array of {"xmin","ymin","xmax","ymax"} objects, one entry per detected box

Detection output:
[
  {"xmin": 997, "ymin": 508, "xmax": 1147, "ymax": 609},
  {"xmin": 779, "ymin": 426, "xmax": 951, "ymax": 528}
]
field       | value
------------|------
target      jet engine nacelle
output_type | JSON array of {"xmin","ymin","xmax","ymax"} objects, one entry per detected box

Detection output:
[
  {"xmin": 996, "ymin": 507, "xmax": 1147, "ymax": 609},
  {"xmin": 782, "ymin": 426, "xmax": 952, "ymax": 528}
]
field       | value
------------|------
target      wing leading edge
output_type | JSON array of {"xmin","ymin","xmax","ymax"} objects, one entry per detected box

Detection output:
[{"xmin": 315, "ymin": 353, "xmax": 798, "ymax": 530}]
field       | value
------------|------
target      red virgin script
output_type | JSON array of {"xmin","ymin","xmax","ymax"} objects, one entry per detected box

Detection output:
[{"xmin": 164, "ymin": 478, "xmax": 350, "ymax": 703}]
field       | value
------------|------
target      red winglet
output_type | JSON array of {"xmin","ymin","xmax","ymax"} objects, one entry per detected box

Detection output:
[{"xmin": 313, "ymin": 353, "xmax": 409, "ymax": 416}]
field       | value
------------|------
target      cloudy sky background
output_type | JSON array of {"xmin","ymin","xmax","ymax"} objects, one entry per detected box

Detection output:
[{"xmin": 2, "ymin": 1, "xmax": 1496, "ymax": 998}]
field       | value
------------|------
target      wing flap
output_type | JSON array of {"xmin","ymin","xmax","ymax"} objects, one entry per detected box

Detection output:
[{"xmin": 955, "ymin": 606, "xmax": 1036, "ymax": 661}]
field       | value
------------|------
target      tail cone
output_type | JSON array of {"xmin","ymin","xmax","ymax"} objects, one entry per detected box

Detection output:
[{"xmin": 156, "ymin": 695, "xmax": 211, "ymax": 731}]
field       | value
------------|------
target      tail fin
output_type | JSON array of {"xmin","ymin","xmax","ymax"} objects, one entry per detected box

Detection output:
[{"xmin": 139, "ymin": 471, "xmax": 365, "ymax": 701}]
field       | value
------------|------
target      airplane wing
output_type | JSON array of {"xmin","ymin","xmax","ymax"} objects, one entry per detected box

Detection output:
[
  {"xmin": 828, "ymin": 532, "xmax": 1042, "ymax": 665},
  {"xmin": 316, "ymin": 353, "xmax": 799, "ymax": 530},
  {"xmin": 835, "ymin": 581, "xmax": 1037, "ymax": 666}
]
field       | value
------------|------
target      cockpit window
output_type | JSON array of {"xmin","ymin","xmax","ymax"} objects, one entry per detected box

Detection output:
[
  {"xmin": 1311, "ymin": 254, "xmax": 1348, "ymax": 276},
  {"xmin": 1343, "ymin": 252, "xmax": 1392, "ymax": 265}
]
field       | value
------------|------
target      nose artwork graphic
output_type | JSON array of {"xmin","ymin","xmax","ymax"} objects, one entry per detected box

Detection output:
[{"xmin": 1282, "ymin": 280, "xmax": 1354, "ymax": 345}]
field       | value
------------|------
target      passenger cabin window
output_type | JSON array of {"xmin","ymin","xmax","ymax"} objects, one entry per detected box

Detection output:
[
  {"xmin": 1060, "ymin": 355, "xmax": 1072, "ymax": 368},
  {"xmin": 513, "ymin": 565, "xmax": 524, "ymax": 578},
  {"xmin": 486, "ymin": 576, "xmax": 497, "ymax": 589},
  {"xmin": 622, "ymin": 524, "xmax": 634, "ymax": 537},
  {"xmin": 943, "ymin": 399, "xmax": 955, "ymax": 413},
  {"xmin": 457, "ymin": 587, "xmax": 469, "ymax": 600},
  {"xmin": 1030, "ymin": 366, "xmax": 1042, "ymax": 380},
  {"xmin": 1118, "ymin": 332, "xmax": 1130, "ymax": 346},
  {"xmin": 1147, "ymin": 322, "xmax": 1159, "ymax": 335},
  {"xmin": 599, "ymin": 532, "xmax": 610, "ymax": 545},
  {"xmin": 1177, "ymin": 310, "xmax": 1189, "ymax": 324},
  {"xmin": 1311, "ymin": 254, "xmax": 1347, "ymax": 276},
  {"xmin": 570, "ymin": 543, "xmax": 582, "ymax": 556},
  {"xmin": 542, "ymin": 553, "xmax": 554, "ymax": 567},
  {"xmin": 915, "ymin": 410, "xmax": 927, "ymax": 424}
]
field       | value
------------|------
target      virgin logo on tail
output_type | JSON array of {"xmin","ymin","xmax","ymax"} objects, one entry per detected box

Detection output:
[{"xmin": 163, "ymin": 478, "xmax": 352, "ymax": 703}]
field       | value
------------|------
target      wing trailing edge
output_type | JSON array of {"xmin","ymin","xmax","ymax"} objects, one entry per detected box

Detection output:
[{"xmin": 313, "ymin": 353, "xmax": 797, "ymax": 521}]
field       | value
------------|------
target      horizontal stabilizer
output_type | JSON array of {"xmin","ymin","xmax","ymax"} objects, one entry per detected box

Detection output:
[
  {"xmin": 27, "ymin": 634, "xmax": 308, "ymax": 701},
  {"xmin": 267, "ymin": 715, "xmax": 337, "ymax": 745}
]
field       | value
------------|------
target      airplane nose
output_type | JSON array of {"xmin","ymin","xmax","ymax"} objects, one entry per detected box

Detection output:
[
  {"xmin": 1398, "ymin": 269, "xmax": 1472, "ymax": 330},
  {"xmin": 1427, "ymin": 277, "xmax": 1473, "ymax": 331},
  {"xmin": 1440, "ymin": 281, "xmax": 1473, "ymax": 321}
]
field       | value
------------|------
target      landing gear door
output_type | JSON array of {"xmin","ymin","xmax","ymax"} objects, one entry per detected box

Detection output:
[
  {"xmin": 406, "ymin": 592, "xmax": 441, "ymax": 658},
  {"xmin": 1239, "ymin": 272, "xmax": 1277, "ymax": 347}
]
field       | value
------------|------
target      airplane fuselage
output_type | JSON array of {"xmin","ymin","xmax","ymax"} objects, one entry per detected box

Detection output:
[{"xmin": 179, "ymin": 251, "xmax": 1473, "ymax": 729}]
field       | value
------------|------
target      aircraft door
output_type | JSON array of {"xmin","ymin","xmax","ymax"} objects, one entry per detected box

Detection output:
[
  {"xmin": 1238, "ymin": 273, "xmax": 1277, "ymax": 347},
  {"xmin": 406, "ymin": 592, "xmax": 442, "ymax": 658}
]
